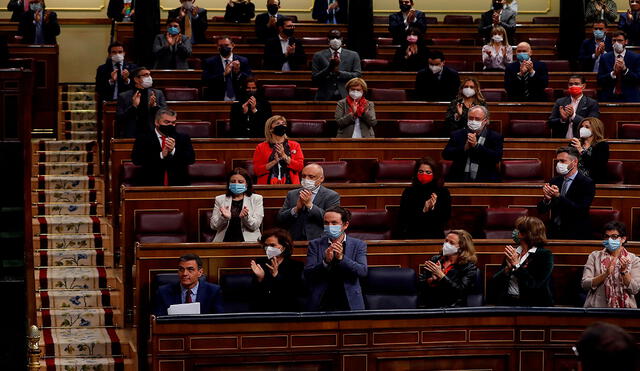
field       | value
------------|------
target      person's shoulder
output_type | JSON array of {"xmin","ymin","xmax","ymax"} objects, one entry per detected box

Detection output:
[
  {"xmin": 167, "ymin": 7, "xmax": 180, "ymax": 15},
  {"xmin": 555, "ymin": 95, "xmax": 570, "ymax": 104},
  {"xmin": 505, "ymin": 61, "xmax": 519, "ymax": 70},
  {"xmin": 575, "ymin": 171, "xmax": 595, "ymax": 186},
  {"xmin": 487, "ymin": 128, "xmax": 504, "ymax": 139},
  {"xmin": 319, "ymin": 185, "xmax": 338, "ymax": 196},
  {"xmin": 444, "ymin": 65, "xmax": 459, "ymax": 75},
  {"xmin": 204, "ymin": 55, "xmax": 221, "ymax": 64},
  {"xmin": 249, "ymin": 192, "xmax": 263, "ymax": 201},
  {"xmin": 450, "ymin": 128, "xmax": 467, "ymax": 137},
  {"xmin": 347, "ymin": 236, "xmax": 366, "ymax": 246},
  {"xmin": 157, "ymin": 281, "xmax": 179, "ymax": 295},
  {"xmin": 200, "ymin": 281, "xmax": 221, "ymax": 294},
  {"xmin": 307, "ymin": 236, "xmax": 326, "ymax": 247},
  {"xmin": 534, "ymin": 246, "xmax": 553, "ymax": 256},
  {"xmin": 214, "ymin": 193, "xmax": 229, "ymax": 202},
  {"xmin": 286, "ymin": 187, "xmax": 301, "ymax": 197}
]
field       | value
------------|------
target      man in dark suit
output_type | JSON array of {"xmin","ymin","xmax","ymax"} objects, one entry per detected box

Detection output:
[
  {"xmin": 304, "ymin": 206, "xmax": 367, "ymax": 311},
  {"xmin": 578, "ymin": 21, "xmax": 613, "ymax": 72},
  {"xmin": 153, "ymin": 254, "xmax": 223, "ymax": 316},
  {"xmin": 597, "ymin": 30, "xmax": 640, "ymax": 102},
  {"xmin": 504, "ymin": 42, "xmax": 549, "ymax": 101},
  {"xmin": 7, "ymin": 0, "xmax": 25, "ymax": 21},
  {"xmin": 230, "ymin": 77, "xmax": 273, "ymax": 137},
  {"xmin": 414, "ymin": 50, "xmax": 460, "ymax": 102},
  {"xmin": 538, "ymin": 146, "xmax": 596, "ymax": 240},
  {"xmin": 388, "ymin": 0, "xmax": 427, "ymax": 44},
  {"xmin": 548, "ymin": 75, "xmax": 601, "ymax": 138},
  {"xmin": 442, "ymin": 105, "xmax": 504, "ymax": 182},
  {"xmin": 95, "ymin": 41, "xmax": 137, "ymax": 102},
  {"xmin": 15, "ymin": 0, "xmax": 59, "ymax": 44},
  {"xmin": 311, "ymin": 29, "xmax": 362, "ymax": 100},
  {"xmin": 312, "ymin": 0, "xmax": 346, "ymax": 24},
  {"xmin": 132, "ymin": 108, "xmax": 195, "ymax": 186},
  {"xmin": 618, "ymin": 0, "xmax": 640, "ymax": 46},
  {"xmin": 167, "ymin": 0, "xmax": 208, "ymax": 44},
  {"xmin": 277, "ymin": 163, "xmax": 340, "ymax": 241},
  {"xmin": 255, "ymin": 0, "xmax": 286, "ymax": 43},
  {"xmin": 479, "ymin": 0, "xmax": 516, "ymax": 44},
  {"xmin": 202, "ymin": 36, "xmax": 252, "ymax": 101},
  {"xmin": 263, "ymin": 16, "xmax": 307, "ymax": 71},
  {"xmin": 117, "ymin": 67, "xmax": 167, "ymax": 138}
]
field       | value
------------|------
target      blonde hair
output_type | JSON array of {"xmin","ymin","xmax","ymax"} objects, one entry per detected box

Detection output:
[
  {"xmin": 456, "ymin": 77, "xmax": 486, "ymax": 104},
  {"xmin": 448, "ymin": 229, "xmax": 477, "ymax": 264},
  {"xmin": 490, "ymin": 26, "xmax": 510, "ymax": 47},
  {"xmin": 264, "ymin": 115, "xmax": 288, "ymax": 143},
  {"xmin": 515, "ymin": 216, "xmax": 547, "ymax": 247},
  {"xmin": 345, "ymin": 78, "xmax": 368, "ymax": 93},
  {"xmin": 580, "ymin": 117, "xmax": 606, "ymax": 145}
]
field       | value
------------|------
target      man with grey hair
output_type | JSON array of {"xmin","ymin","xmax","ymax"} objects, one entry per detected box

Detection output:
[
  {"xmin": 537, "ymin": 146, "xmax": 595, "ymax": 239},
  {"xmin": 504, "ymin": 42, "xmax": 549, "ymax": 101},
  {"xmin": 442, "ymin": 105, "xmax": 503, "ymax": 182},
  {"xmin": 132, "ymin": 108, "xmax": 195, "ymax": 186},
  {"xmin": 277, "ymin": 163, "xmax": 340, "ymax": 240}
]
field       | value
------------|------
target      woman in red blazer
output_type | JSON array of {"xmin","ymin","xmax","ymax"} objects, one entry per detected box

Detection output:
[{"xmin": 253, "ymin": 115, "xmax": 305, "ymax": 184}]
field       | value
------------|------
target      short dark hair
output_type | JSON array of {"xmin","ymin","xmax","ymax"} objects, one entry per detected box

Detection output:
[
  {"xmin": 325, "ymin": 206, "xmax": 352, "ymax": 223},
  {"xmin": 328, "ymin": 29, "xmax": 342, "ymax": 39},
  {"xmin": 411, "ymin": 157, "xmax": 443, "ymax": 187},
  {"xmin": 428, "ymin": 50, "xmax": 445, "ymax": 61},
  {"xmin": 259, "ymin": 228, "xmax": 294, "ymax": 257},
  {"xmin": 603, "ymin": 221, "xmax": 627, "ymax": 237},
  {"xmin": 217, "ymin": 35, "xmax": 234, "ymax": 43},
  {"xmin": 242, "ymin": 76, "xmax": 258, "ymax": 89},
  {"xmin": 556, "ymin": 146, "xmax": 580, "ymax": 160},
  {"xmin": 131, "ymin": 66, "xmax": 149, "ymax": 78},
  {"xmin": 108, "ymin": 41, "xmax": 124, "ymax": 53},
  {"xmin": 576, "ymin": 322, "xmax": 639, "ymax": 371},
  {"xmin": 569, "ymin": 74, "xmax": 586, "ymax": 84},
  {"xmin": 277, "ymin": 16, "xmax": 293, "ymax": 28},
  {"xmin": 593, "ymin": 20, "xmax": 608, "ymax": 27},
  {"xmin": 166, "ymin": 18, "xmax": 180, "ymax": 26},
  {"xmin": 612, "ymin": 30, "xmax": 627, "ymax": 40},
  {"xmin": 179, "ymin": 253, "xmax": 203, "ymax": 268},
  {"xmin": 225, "ymin": 167, "xmax": 254, "ymax": 197}
]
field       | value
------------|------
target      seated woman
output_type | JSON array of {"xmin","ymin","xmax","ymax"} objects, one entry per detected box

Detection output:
[
  {"xmin": 210, "ymin": 167, "xmax": 264, "ymax": 242},
  {"xmin": 492, "ymin": 216, "xmax": 554, "ymax": 306},
  {"xmin": 230, "ymin": 77, "xmax": 273, "ymax": 138},
  {"xmin": 250, "ymin": 228, "xmax": 305, "ymax": 311},
  {"xmin": 224, "ymin": 0, "xmax": 255, "ymax": 23},
  {"xmin": 481, "ymin": 25, "xmax": 513, "ymax": 72},
  {"xmin": 392, "ymin": 26, "xmax": 429, "ymax": 72},
  {"xmin": 152, "ymin": 18, "xmax": 192, "ymax": 69},
  {"xmin": 570, "ymin": 117, "xmax": 609, "ymax": 184},
  {"xmin": 397, "ymin": 157, "xmax": 451, "ymax": 239},
  {"xmin": 582, "ymin": 221, "xmax": 640, "ymax": 308},
  {"xmin": 418, "ymin": 229, "xmax": 479, "ymax": 308},
  {"xmin": 335, "ymin": 78, "xmax": 377, "ymax": 138},
  {"xmin": 444, "ymin": 77, "xmax": 487, "ymax": 132},
  {"xmin": 253, "ymin": 115, "xmax": 305, "ymax": 184}
]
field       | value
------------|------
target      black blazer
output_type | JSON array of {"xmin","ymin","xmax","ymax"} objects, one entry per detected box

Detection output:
[
  {"xmin": 537, "ymin": 172, "xmax": 595, "ymax": 240},
  {"xmin": 131, "ymin": 130, "xmax": 196, "ymax": 186},
  {"xmin": 167, "ymin": 7, "xmax": 208, "ymax": 44},
  {"xmin": 116, "ymin": 88, "xmax": 167, "ymax": 138},
  {"xmin": 17, "ymin": 9, "xmax": 60, "ymax": 44},
  {"xmin": 202, "ymin": 54, "xmax": 252, "ymax": 100},
  {"xmin": 388, "ymin": 10, "xmax": 427, "ymax": 44},
  {"xmin": 254, "ymin": 12, "xmax": 286, "ymax": 43},
  {"xmin": 414, "ymin": 66, "xmax": 460, "ymax": 102},
  {"xmin": 619, "ymin": 11, "xmax": 640, "ymax": 46},
  {"xmin": 251, "ymin": 257, "xmax": 305, "ymax": 312},
  {"xmin": 230, "ymin": 97, "xmax": 272, "ymax": 138},
  {"xmin": 263, "ymin": 36, "xmax": 307, "ymax": 71},
  {"xmin": 578, "ymin": 37, "xmax": 613, "ymax": 72},
  {"xmin": 7, "ymin": 0, "xmax": 24, "ymax": 21},
  {"xmin": 153, "ymin": 281, "xmax": 223, "ymax": 316},
  {"xmin": 397, "ymin": 184, "xmax": 451, "ymax": 239},
  {"xmin": 418, "ymin": 255, "xmax": 478, "ymax": 308},
  {"xmin": 547, "ymin": 95, "xmax": 600, "ymax": 138},
  {"xmin": 392, "ymin": 42, "xmax": 429, "ymax": 72},
  {"xmin": 312, "ymin": 0, "xmax": 347, "ymax": 24},
  {"xmin": 492, "ymin": 246, "xmax": 554, "ymax": 307},
  {"xmin": 224, "ymin": 1, "xmax": 255, "ymax": 23},
  {"xmin": 504, "ymin": 60, "xmax": 549, "ymax": 101},
  {"xmin": 442, "ymin": 127, "xmax": 504, "ymax": 182},
  {"xmin": 578, "ymin": 140, "xmax": 609, "ymax": 184},
  {"xmin": 95, "ymin": 59, "xmax": 137, "ymax": 102}
]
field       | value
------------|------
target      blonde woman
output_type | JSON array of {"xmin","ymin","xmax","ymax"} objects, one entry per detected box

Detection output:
[
  {"xmin": 482, "ymin": 25, "xmax": 513, "ymax": 71},
  {"xmin": 335, "ymin": 78, "xmax": 377, "ymax": 138},
  {"xmin": 571, "ymin": 117, "xmax": 609, "ymax": 184},
  {"xmin": 252, "ymin": 115, "xmax": 304, "ymax": 184}
]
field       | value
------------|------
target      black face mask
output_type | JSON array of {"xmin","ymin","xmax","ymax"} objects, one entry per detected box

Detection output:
[
  {"xmin": 158, "ymin": 124, "xmax": 176, "ymax": 137},
  {"xmin": 272, "ymin": 125, "xmax": 287, "ymax": 136},
  {"xmin": 493, "ymin": 2, "xmax": 504, "ymax": 9},
  {"xmin": 400, "ymin": 4, "xmax": 411, "ymax": 12},
  {"xmin": 245, "ymin": 89, "xmax": 258, "ymax": 98},
  {"xmin": 282, "ymin": 28, "xmax": 294, "ymax": 37},
  {"xmin": 219, "ymin": 46, "xmax": 232, "ymax": 57},
  {"xmin": 267, "ymin": 4, "xmax": 279, "ymax": 15}
]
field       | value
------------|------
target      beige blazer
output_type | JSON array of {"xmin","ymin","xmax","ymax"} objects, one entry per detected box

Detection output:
[
  {"xmin": 210, "ymin": 193, "xmax": 264, "ymax": 242},
  {"xmin": 335, "ymin": 99, "xmax": 377, "ymax": 138},
  {"xmin": 581, "ymin": 249, "xmax": 640, "ymax": 308}
]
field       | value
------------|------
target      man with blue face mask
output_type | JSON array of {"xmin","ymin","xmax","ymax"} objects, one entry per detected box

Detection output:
[
  {"xmin": 15, "ymin": 0, "xmax": 59, "ymax": 45},
  {"xmin": 579, "ymin": 22, "xmax": 613, "ymax": 72},
  {"xmin": 152, "ymin": 18, "xmax": 192, "ymax": 69},
  {"xmin": 304, "ymin": 206, "xmax": 368, "ymax": 311},
  {"xmin": 504, "ymin": 42, "xmax": 549, "ymax": 101}
]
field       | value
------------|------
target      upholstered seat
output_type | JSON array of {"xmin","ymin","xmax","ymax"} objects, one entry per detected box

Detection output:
[
  {"xmin": 361, "ymin": 59, "xmax": 390, "ymax": 71},
  {"xmin": 540, "ymin": 60, "xmax": 570, "ymax": 72},
  {"xmin": 200, "ymin": 210, "xmax": 215, "ymax": 242},
  {"xmin": 620, "ymin": 124, "xmax": 640, "ymax": 139},
  {"xmin": 363, "ymin": 267, "xmax": 418, "ymax": 309},
  {"xmin": 219, "ymin": 273, "xmax": 254, "ymax": 313},
  {"xmin": 508, "ymin": 119, "xmax": 550, "ymax": 138},
  {"xmin": 396, "ymin": 119, "xmax": 439, "ymax": 137},
  {"xmin": 348, "ymin": 209, "xmax": 392, "ymax": 240},
  {"xmin": 501, "ymin": 159, "xmax": 544, "ymax": 182},
  {"xmin": 135, "ymin": 211, "xmax": 187, "ymax": 243},
  {"xmin": 606, "ymin": 160, "xmax": 625, "ymax": 184},
  {"xmin": 443, "ymin": 15, "xmax": 473, "ymax": 24},
  {"xmin": 483, "ymin": 207, "xmax": 528, "ymax": 239},
  {"xmin": 314, "ymin": 161, "xmax": 349, "ymax": 183},
  {"xmin": 375, "ymin": 160, "xmax": 415, "ymax": 182},
  {"xmin": 262, "ymin": 84, "xmax": 296, "ymax": 100},
  {"xmin": 589, "ymin": 209, "xmax": 621, "ymax": 239},
  {"xmin": 529, "ymin": 38, "xmax": 557, "ymax": 48},
  {"xmin": 188, "ymin": 161, "xmax": 226, "ymax": 186},
  {"xmin": 369, "ymin": 88, "xmax": 407, "ymax": 101},
  {"xmin": 164, "ymin": 88, "xmax": 199, "ymax": 101},
  {"xmin": 122, "ymin": 162, "xmax": 142, "ymax": 187},
  {"xmin": 175, "ymin": 121, "xmax": 213, "ymax": 138},
  {"xmin": 289, "ymin": 119, "xmax": 328, "ymax": 138},
  {"xmin": 481, "ymin": 88, "xmax": 506, "ymax": 102}
]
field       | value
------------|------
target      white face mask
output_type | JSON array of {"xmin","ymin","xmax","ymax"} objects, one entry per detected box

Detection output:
[
  {"xmin": 462, "ymin": 87, "xmax": 476, "ymax": 98},
  {"xmin": 300, "ymin": 178, "xmax": 318, "ymax": 191},
  {"xmin": 141, "ymin": 76, "xmax": 153, "ymax": 89},
  {"xmin": 429, "ymin": 65, "xmax": 443, "ymax": 74},
  {"xmin": 182, "ymin": 0, "xmax": 193, "ymax": 9},
  {"xmin": 442, "ymin": 242, "xmax": 459, "ymax": 256},
  {"xmin": 265, "ymin": 246, "xmax": 282, "ymax": 259},
  {"xmin": 579, "ymin": 127, "xmax": 592, "ymax": 139},
  {"xmin": 329, "ymin": 38, "xmax": 342, "ymax": 50},
  {"xmin": 492, "ymin": 35, "xmax": 503, "ymax": 43},
  {"xmin": 111, "ymin": 53, "xmax": 125, "ymax": 63},
  {"xmin": 467, "ymin": 120, "xmax": 483, "ymax": 131},
  {"xmin": 349, "ymin": 90, "xmax": 363, "ymax": 100},
  {"xmin": 556, "ymin": 162, "xmax": 570, "ymax": 175},
  {"xmin": 614, "ymin": 42, "xmax": 625, "ymax": 54}
]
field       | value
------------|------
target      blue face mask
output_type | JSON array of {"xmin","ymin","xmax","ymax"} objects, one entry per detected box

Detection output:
[
  {"xmin": 30, "ymin": 2, "xmax": 42, "ymax": 11},
  {"xmin": 168, "ymin": 27, "xmax": 180, "ymax": 36},
  {"xmin": 593, "ymin": 30, "xmax": 605, "ymax": 40},
  {"xmin": 603, "ymin": 238, "xmax": 621, "ymax": 252},
  {"xmin": 229, "ymin": 183, "xmax": 247, "ymax": 195},
  {"xmin": 324, "ymin": 224, "xmax": 343, "ymax": 239},
  {"xmin": 517, "ymin": 52, "xmax": 530, "ymax": 62}
]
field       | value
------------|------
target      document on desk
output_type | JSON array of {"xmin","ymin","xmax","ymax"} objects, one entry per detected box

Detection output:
[{"xmin": 167, "ymin": 302, "xmax": 201, "ymax": 315}]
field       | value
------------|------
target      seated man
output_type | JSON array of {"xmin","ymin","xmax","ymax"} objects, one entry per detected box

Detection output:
[
  {"xmin": 277, "ymin": 163, "xmax": 340, "ymax": 241},
  {"xmin": 548, "ymin": 75, "xmax": 600, "ymax": 138},
  {"xmin": 579, "ymin": 21, "xmax": 613, "ymax": 72},
  {"xmin": 312, "ymin": 0, "xmax": 346, "ymax": 24},
  {"xmin": 15, "ymin": 0, "xmax": 59, "ymax": 44},
  {"xmin": 117, "ymin": 67, "xmax": 167, "ymax": 138},
  {"xmin": 230, "ymin": 77, "xmax": 273, "ymax": 137},
  {"xmin": 95, "ymin": 41, "xmax": 137, "ymax": 102},
  {"xmin": 153, "ymin": 253, "xmax": 223, "ymax": 316},
  {"xmin": 504, "ymin": 42, "xmax": 549, "ymax": 101},
  {"xmin": 442, "ymin": 105, "xmax": 503, "ymax": 182},
  {"xmin": 618, "ymin": 0, "xmax": 640, "ymax": 46},
  {"xmin": 414, "ymin": 51, "xmax": 460, "ymax": 102},
  {"xmin": 132, "ymin": 108, "xmax": 195, "ymax": 186},
  {"xmin": 311, "ymin": 29, "xmax": 362, "ymax": 101},
  {"xmin": 479, "ymin": 0, "xmax": 516, "ymax": 44},
  {"xmin": 167, "ymin": 0, "xmax": 208, "ymax": 44},
  {"xmin": 304, "ymin": 206, "xmax": 368, "ymax": 311},
  {"xmin": 263, "ymin": 17, "xmax": 307, "ymax": 71},
  {"xmin": 152, "ymin": 18, "xmax": 193, "ymax": 69},
  {"xmin": 388, "ymin": 0, "xmax": 427, "ymax": 44},
  {"xmin": 597, "ymin": 30, "xmax": 640, "ymax": 102},
  {"xmin": 202, "ymin": 36, "xmax": 252, "ymax": 100},
  {"xmin": 537, "ymin": 146, "xmax": 595, "ymax": 240},
  {"xmin": 255, "ymin": 0, "xmax": 286, "ymax": 43}
]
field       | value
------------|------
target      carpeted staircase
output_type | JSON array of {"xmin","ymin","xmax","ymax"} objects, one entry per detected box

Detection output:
[{"xmin": 32, "ymin": 84, "xmax": 133, "ymax": 370}]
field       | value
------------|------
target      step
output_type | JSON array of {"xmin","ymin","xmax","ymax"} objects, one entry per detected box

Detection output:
[
  {"xmin": 64, "ymin": 120, "xmax": 97, "ymax": 132},
  {"xmin": 37, "ymin": 289, "xmax": 119, "ymax": 309},
  {"xmin": 36, "ymin": 150, "xmax": 95, "ymax": 164},
  {"xmin": 42, "ymin": 356, "xmax": 130, "ymax": 371},
  {"xmin": 61, "ymin": 91, "xmax": 95, "ymax": 101},
  {"xmin": 34, "ymin": 163, "xmax": 95, "ymax": 176},
  {"xmin": 33, "ymin": 190, "xmax": 102, "ymax": 204},
  {"xmin": 63, "ymin": 84, "xmax": 95, "ymax": 93},
  {"xmin": 62, "ymin": 111, "xmax": 97, "ymax": 121},
  {"xmin": 31, "ymin": 176, "xmax": 102, "ymax": 192},
  {"xmin": 35, "ymin": 249, "xmax": 113, "ymax": 268},
  {"xmin": 64, "ymin": 131, "xmax": 98, "ymax": 140},
  {"xmin": 38, "ymin": 308, "xmax": 121, "ymax": 328},
  {"xmin": 62, "ymin": 101, "xmax": 96, "ymax": 111},
  {"xmin": 40, "ymin": 328, "xmax": 129, "ymax": 357},
  {"xmin": 33, "ymin": 140, "xmax": 95, "ymax": 152},
  {"xmin": 33, "ymin": 203, "xmax": 104, "ymax": 217},
  {"xmin": 32, "ymin": 216, "xmax": 108, "ymax": 236},
  {"xmin": 35, "ymin": 267, "xmax": 117, "ymax": 290},
  {"xmin": 34, "ymin": 234, "xmax": 111, "ymax": 250}
]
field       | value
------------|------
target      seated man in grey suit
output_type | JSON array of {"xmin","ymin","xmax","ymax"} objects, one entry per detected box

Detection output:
[
  {"xmin": 547, "ymin": 75, "xmax": 600, "ymax": 138},
  {"xmin": 304, "ymin": 206, "xmax": 368, "ymax": 311},
  {"xmin": 311, "ymin": 29, "xmax": 362, "ymax": 101},
  {"xmin": 277, "ymin": 163, "xmax": 340, "ymax": 241}
]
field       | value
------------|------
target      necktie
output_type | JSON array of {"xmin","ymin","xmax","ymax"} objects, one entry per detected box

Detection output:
[
  {"xmin": 333, "ymin": 51, "xmax": 339, "ymax": 61},
  {"xmin": 23, "ymin": 0, "xmax": 29, "ymax": 12},
  {"xmin": 161, "ymin": 136, "xmax": 169, "ymax": 186},
  {"xmin": 224, "ymin": 60, "xmax": 235, "ymax": 99},
  {"xmin": 184, "ymin": 12, "xmax": 193, "ymax": 39},
  {"xmin": 113, "ymin": 63, "xmax": 122, "ymax": 99},
  {"xmin": 615, "ymin": 55, "xmax": 624, "ymax": 95},
  {"xmin": 185, "ymin": 289, "xmax": 192, "ymax": 303},
  {"xmin": 560, "ymin": 178, "xmax": 570, "ymax": 197}
]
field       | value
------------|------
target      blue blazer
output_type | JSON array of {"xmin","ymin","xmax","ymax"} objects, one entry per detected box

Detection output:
[
  {"xmin": 597, "ymin": 50, "xmax": 640, "ymax": 102},
  {"xmin": 618, "ymin": 12, "xmax": 640, "ymax": 46},
  {"xmin": 154, "ymin": 281, "xmax": 224, "ymax": 316},
  {"xmin": 578, "ymin": 37, "xmax": 613, "ymax": 72},
  {"xmin": 304, "ymin": 235, "xmax": 368, "ymax": 311},
  {"xmin": 202, "ymin": 54, "xmax": 252, "ymax": 100}
]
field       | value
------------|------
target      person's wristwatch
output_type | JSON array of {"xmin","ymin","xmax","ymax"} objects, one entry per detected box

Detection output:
[{"xmin": 514, "ymin": 263, "xmax": 521, "ymax": 270}]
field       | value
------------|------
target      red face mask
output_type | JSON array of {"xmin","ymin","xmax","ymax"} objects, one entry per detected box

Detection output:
[
  {"xmin": 568, "ymin": 86, "xmax": 583, "ymax": 97},
  {"xmin": 417, "ymin": 173, "xmax": 433, "ymax": 184}
]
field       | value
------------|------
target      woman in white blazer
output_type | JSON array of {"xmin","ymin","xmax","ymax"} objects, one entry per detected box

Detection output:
[{"xmin": 210, "ymin": 167, "xmax": 264, "ymax": 242}]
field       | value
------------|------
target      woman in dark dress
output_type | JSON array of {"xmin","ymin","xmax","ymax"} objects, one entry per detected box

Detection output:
[
  {"xmin": 444, "ymin": 77, "xmax": 487, "ymax": 132},
  {"xmin": 393, "ymin": 26, "xmax": 430, "ymax": 72},
  {"xmin": 570, "ymin": 117, "xmax": 610, "ymax": 184}
]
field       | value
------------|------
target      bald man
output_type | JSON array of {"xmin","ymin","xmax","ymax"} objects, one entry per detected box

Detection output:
[
  {"xmin": 277, "ymin": 163, "xmax": 340, "ymax": 240},
  {"xmin": 504, "ymin": 42, "xmax": 549, "ymax": 101}
]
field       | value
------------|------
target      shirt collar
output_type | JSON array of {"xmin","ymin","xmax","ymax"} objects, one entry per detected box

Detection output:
[
  {"xmin": 616, "ymin": 49, "xmax": 626, "ymax": 59},
  {"xmin": 330, "ymin": 48, "xmax": 342, "ymax": 54},
  {"xmin": 571, "ymin": 94, "xmax": 583, "ymax": 104},
  {"xmin": 155, "ymin": 128, "xmax": 164, "ymax": 139},
  {"xmin": 182, "ymin": 281, "xmax": 199, "ymax": 295},
  {"xmin": 515, "ymin": 246, "xmax": 537, "ymax": 254},
  {"xmin": 565, "ymin": 171, "xmax": 577, "ymax": 181},
  {"xmin": 223, "ymin": 53, "xmax": 235, "ymax": 62},
  {"xmin": 328, "ymin": 234, "xmax": 347, "ymax": 245}
]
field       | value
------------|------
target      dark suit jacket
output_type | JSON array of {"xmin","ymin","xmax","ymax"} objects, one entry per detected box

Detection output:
[
  {"xmin": 579, "ymin": 140, "xmax": 609, "ymax": 184},
  {"xmin": 504, "ymin": 60, "xmax": 549, "ymax": 101},
  {"xmin": 167, "ymin": 7, "xmax": 208, "ymax": 44},
  {"xmin": 251, "ymin": 257, "xmax": 305, "ymax": 312},
  {"xmin": 311, "ymin": 48, "xmax": 362, "ymax": 100},
  {"xmin": 17, "ymin": 9, "xmax": 60, "ymax": 44},
  {"xmin": 224, "ymin": 1, "xmax": 255, "ymax": 23},
  {"xmin": 388, "ymin": 10, "xmax": 427, "ymax": 44},
  {"xmin": 116, "ymin": 88, "xmax": 167, "ymax": 138},
  {"xmin": 442, "ymin": 127, "xmax": 504, "ymax": 182},
  {"xmin": 202, "ymin": 54, "xmax": 252, "ymax": 100},
  {"xmin": 7, "ymin": 0, "xmax": 24, "ymax": 21},
  {"xmin": 312, "ymin": 0, "xmax": 347, "ymax": 24},
  {"xmin": 414, "ymin": 66, "xmax": 460, "ymax": 102},
  {"xmin": 479, "ymin": 9, "xmax": 516, "ymax": 44},
  {"xmin": 578, "ymin": 37, "xmax": 613, "ymax": 72},
  {"xmin": 547, "ymin": 95, "xmax": 600, "ymax": 138},
  {"xmin": 619, "ymin": 11, "xmax": 640, "ymax": 46},
  {"xmin": 153, "ymin": 281, "xmax": 223, "ymax": 316},
  {"xmin": 597, "ymin": 50, "xmax": 640, "ymax": 102},
  {"xmin": 398, "ymin": 184, "xmax": 451, "ymax": 239},
  {"xmin": 304, "ymin": 236, "xmax": 368, "ymax": 311},
  {"xmin": 255, "ymin": 12, "xmax": 286, "ymax": 43},
  {"xmin": 230, "ymin": 97, "xmax": 272, "ymax": 138},
  {"xmin": 537, "ymin": 172, "xmax": 595, "ymax": 240},
  {"xmin": 277, "ymin": 186, "xmax": 340, "ymax": 241},
  {"xmin": 418, "ymin": 255, "xmax": 478, "ymax": 308},
  {"xmin": 131, "ymin": 130, "xmax": 196, "ymax": 186},
  {"xmin": 492, "ymin": 246, "xmax": 554, "ymax": 306},
  {"xmin": 263, "ymin": 36, "xmax": 307, "ymax": 70},
  {"xmin": 152, "ymin": 34, "xmax": 192, "ymax": 69},
  {"xmin": 95, "ymin": 59, "xmax": 137, "ymax": 101}
]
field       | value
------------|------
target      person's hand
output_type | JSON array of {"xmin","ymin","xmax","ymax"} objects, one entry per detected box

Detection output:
[
  {"xmin": 559, "ymin": 105, "xmax": 569, "ymax": 121},
  {"xmin": 620, "ymin": 256, "xmax": 630, "ymax": 273},
  {"xmin": 424, "ymin": 193, "xmax": 437, "ymax": 211},
  {"xmin": 328, "ymin": 1, "xmax": 339, "ymax": 11},
  {"xmin": 350, "ymin": 100, "xmax": 358, "ymax": 113},
  {"xmin": 564, "ymin": 105, "xmax": 574, "ymax": 118},
  {"xmin": 550, "ymin": 184, "xmax": 560, "ymax": 198},
  {"xmin": 265, "ymin": 257, "xmax": 280, "ymax": 277},
  {"xmin": 407, "ymin": 9, "xmax": 416, "ymax": 23},
  {"xmin": 465, "ymin": 132, "xmax": 477, "ymax": 150},
  {"xmin": 606, "ymin": 256, "xmax": 618, "ymax": 276},
  {"xmin": 505, "ymin": 245, "xmax": 519, "ymax": 268},
  {"xmin": 614, "ymin": 58, "xmax": 625, "ymax": 73},
  {"xmin": 299, "ymin": 189, "xmax": 313, "ymax": 208},
  {"xmin": 34, "ymin": 9, "xmax": 42, "ymax": 22},
  {"xmin": 179, "ymin": 7, "xmax": 187, "ymax": 19},
  {"xmin": 44, "ymin": 10, "xmax": 51, "ymax": 23},
  {"xmin": 176, "ymin": 34, "xmax": 183, "ymax": 44},
  {"xmin": 331, "ymin": 239, "xmax": 344, "ymax": 260},
  {"xmin": 122, "ymin": 69, "xmax": 130, "ymax": 80},
  {"xmin": 250, "ymin": 260, "xmax": 265, "ymax": 282},
  {"xmin": 239, "ymin": 206, "xmax": 249, "ymax": 218},
  {"xmin": 110, "ymin": 69, "xmax": 119, "ymax": 82},
  {"xmin": 324, "ymin": 245, "xmax": 335, "ymax": 263},
  {"xmin": 268, "ymin": 16, "xmax": 277, "ymax": 28},
  {"xmin": 485, "ymin": 48, "xmax": 492, "ymax": 57},
  {"xmin": 424, "ymin": 260, "xmax": 444, "ymax": 279},
  {"xmin": 519, "ymin": 61, "xmax": 528, "ymax": 75},
  {"xmin": 167, "ymin": 33, "xmax": 177, "ymax": 46},
  {"xmin": 132, "ymin": 90, "xmax": 141, "ymax": 107},
  {"xmin": 232, "ymin": 60, "xmax": 241, "ymax": 74},
  {"xmin": 595, "ymin": 42, "xmax": 605, "ymax": 57},
  {"xmin": 220, "ymin": 206, "xmax": 232, "ymax": 219},
  {"xmin": 570, "ymin": 138, "xmax": 583, "ymax": 152},
  {"xmin": 224, "ymin": 60, "xmax": 234, "ymax": 76},
  {"xmin": 456, "ymin": 103, "xmax": 464, "ymax": 116},
  {"xmin": 191, "ymin": 5, "xmax": 200, "ymax": 16},
  {"xmin": 286, "ymin": 43, "xmax": 296, "ymax": 56},
  {"xmin": 162, "ymin": 137, "xmax": 175, "ymax": 157},
  {"xmin": 542, "ymin": 183, "xmax": 555, "ymax": 200},
  {"xmin": 628, "ymin": 9, "xmax": 634, "ymax": 21},
  {"xmin": 523, "ymin": 60, "xmax": 534, "ymax": 73},
  {"xmin": 294, "ymin": 191, "xmax": 305, "ymax": 212},
  {"xmin": 149, "ymin": 91, "xmax": 157, "ymax": 107},
  {"xmin": 242, "ymin": 96, "xmax": 257, "ymax": 113}
]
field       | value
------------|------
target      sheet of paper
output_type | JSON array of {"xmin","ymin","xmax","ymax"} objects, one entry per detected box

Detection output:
[{"xmin": 167, "ymin": 302, "xmax": 200, "ymax": 315}]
